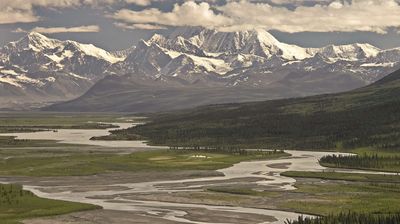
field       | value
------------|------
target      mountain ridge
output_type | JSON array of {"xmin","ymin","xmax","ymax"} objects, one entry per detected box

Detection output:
[
  {"xmin": 0, "ymin": 32, "xmax": 125, "ymax": 109},
  {"xmin": 1, "ymin": 27, "xmax": 400, "ymax": 110}
]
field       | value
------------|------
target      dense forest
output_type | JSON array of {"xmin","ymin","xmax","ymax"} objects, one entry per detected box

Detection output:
[
  {"xmin": 319, "ymin": 154, "xmax": 400, "ymax": 172},
  {"xmin": 113, "ymin": 68, "xmax": 400, "ymax": 150},
  {"xmin": 286, "ymin": 212, "xmax": 400, "ymax": 224}
]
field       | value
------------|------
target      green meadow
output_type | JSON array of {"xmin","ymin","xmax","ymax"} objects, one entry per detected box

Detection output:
[{"xmin": 0, "ymin": 184, "xmax": 99, "ymax": 224}]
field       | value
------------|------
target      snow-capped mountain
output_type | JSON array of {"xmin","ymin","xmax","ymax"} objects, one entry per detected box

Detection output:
[
  {"xmin": 0, "ymin": 32, "xmax": 124, "ymax": 108},
  {"xmin": 1, "ymin": 27, "xmax": 400, "ymax": 111},
  {"xmin": 3, "ymin": 32, "xmax": 123, "ymax": 74},
  {"xmin": 110, "ymin": 27, "xmax": 399, "ymax": 88},
  {"xmin": 317, "ymin": 43, "xmax": 380, "ymax": 61}
]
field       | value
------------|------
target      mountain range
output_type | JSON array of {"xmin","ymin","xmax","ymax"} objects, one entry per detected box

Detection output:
[{"xmin": 1, "ymin": 27, "xmax": 399, "ymax": 111}]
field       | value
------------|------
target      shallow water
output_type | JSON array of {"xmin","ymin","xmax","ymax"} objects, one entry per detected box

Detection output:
[{"xmin": 0, "ymin": 123, "xmax": 166, "ymax": 150}]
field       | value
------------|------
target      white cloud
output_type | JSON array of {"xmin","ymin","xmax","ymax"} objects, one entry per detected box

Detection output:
[
  {"xmin": 223, "ymin": 0, "xmax": 400, "ymax": 33},
  {"xmin": 111, "ymin": 0, "xmax": 400, "ymax": 34},
  {"xmin": 3, "ymin": 0, "xmax": 400, "ymax": 35},
  {"xmin": 0, "ymin": 0, "xmax": 150, "ymax": 24},
  {"xmin": 11, "ymin": 28, "xmax": 27, "ymax": 33},
  {"xmin": 112, "ymin": 1, "xmax": 232, "ymax": 28},
  {"xmin": 124, "ymin": 0, "xmax": 152, "ymax": 6},
  {"xmin": 114, "ymin": 22, "xmax": 166, "ymax": 30},
  {"xmin": 0, "ymin": 9, "xmax": 38, "ymax": 24},
  {"xmin": 33, "ymin": 25, "xmax": 100, "ymax": 33},
  {"xmin": 14, "ymin": 25, "xmax": 100, "ymax": 34},
  {"xmin": 328, "ymin": 1, "xmax": 343, "ymax": 9},
  {"xmin": 0, "ymin": 0, "xmax": 87, "ymax": 24},
  {"xmin": 269, "ymin": 0, "xmax": 332, "ymax": 5}
]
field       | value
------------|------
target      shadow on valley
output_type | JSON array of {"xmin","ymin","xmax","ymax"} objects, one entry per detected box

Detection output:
[{"xmin": 112, "ymin": 68, "xmax": 400, "ymax": 151}]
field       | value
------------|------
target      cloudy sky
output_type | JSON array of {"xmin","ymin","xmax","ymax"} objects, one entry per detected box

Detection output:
[{"xmin": 1, "ymin": 0, "xmax": 400, "ymax": 51}]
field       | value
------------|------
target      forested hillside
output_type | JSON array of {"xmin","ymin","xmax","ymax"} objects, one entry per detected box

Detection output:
[{"xmin": 118, "ymin": 68, "xmax": 400, "ymax": 150}]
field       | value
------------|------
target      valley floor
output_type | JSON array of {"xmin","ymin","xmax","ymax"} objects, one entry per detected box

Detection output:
[{"xmin": 0, "ymin": 113, "xmax": 400, "ymax": 224}]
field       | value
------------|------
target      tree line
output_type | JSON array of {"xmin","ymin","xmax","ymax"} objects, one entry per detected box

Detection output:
[
  {"xmin": 121, "ymin": 91, "xmax": 400, "ymax": 150},
  {"xmin": 320, "ymin": 154, "xmax": 400, "ymax": 171},
  {"xmin": 168, "ymin": 145, "xmax": 284, "ymax": 156},
  {"xmin": 286, "ymin": 212, "xmax": 400, "ymax": 224}
]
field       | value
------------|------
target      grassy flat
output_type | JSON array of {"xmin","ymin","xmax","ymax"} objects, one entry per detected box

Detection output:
[
  {"xmin": 0, "ymin": 113, "xmax": 137, "ymax": 132},
  {"xmin": 0, "ymin": 136, "xmax": 86, "ymax": 148},
  {"xmin": 279, "ymin": 171, "xmax": 400, "ymax": 216},
  {"xmin": 281, "ymin": 182, "xmax": 400, "ymax": 216},
  {"xmin": 282, "ymin": 171, "xmax": 400, "ymax": 183},
  {"xmin": 0, "ymin": 149, "xmax": 288, "ymax": 176},
  {"xmin": 0, "ymin": 184, "xmax": 99, "ymax": 224},
  {"xmin": 206, "ymin": 186, "xmax": 280, "ymax": 197}
]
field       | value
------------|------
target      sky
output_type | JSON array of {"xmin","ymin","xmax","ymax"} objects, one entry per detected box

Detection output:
[{"xmin": 1, "ymin": 0, "xmax": 400, "ymax": 51}]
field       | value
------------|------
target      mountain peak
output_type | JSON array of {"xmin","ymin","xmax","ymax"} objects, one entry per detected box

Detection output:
[
  {"xmin": 168, "ymin": 26, "xmax": 205, "ymax": 39},
  {"xmin": 64, "ymin": 40, "xmax": 124, "ymax": 63},
  {"xmin": 26, "ymin": 31, "xmax": 47, "ymax": 39},
  {"xmin": 147, "ymin": 34, "xmax": 166, "ymax": 45},
  {"xmin": 353, "ymin": 43, "xmax": 381, "ymax": 57},
  {"xmin": 10, "ymin": 31, "xmax": 62, "ymax": 52},
  {"xmin": 318, "ymin": 43, "xmax": 381, "ymax": 61},
  {"xmin": 251, "ymin": 29, "xmax": 280, "ymax": 45}
]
